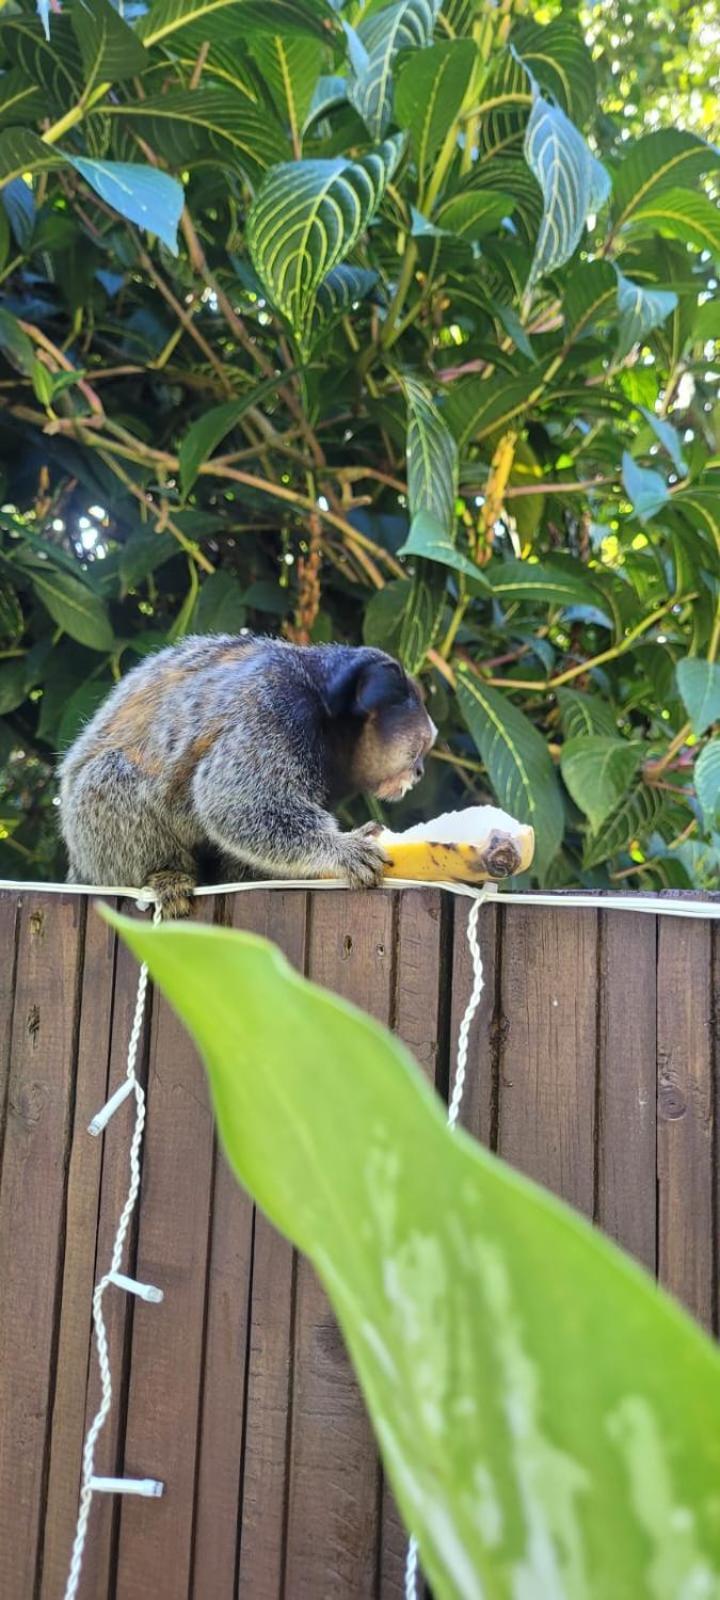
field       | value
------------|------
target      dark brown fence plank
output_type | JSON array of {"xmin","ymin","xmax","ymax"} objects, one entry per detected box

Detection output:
[
  {"xmin": 379, "ymin": 888, "xmax": 445, "ymax": 1600},
  {"xmin": 229, "ymin": 890, "xmax": 307, "ymax": 1600},
  {"xmin": 283, "ymin": 890, "xmax": 394, "ymax": 1600},
  {"xmin": 596, "ymin": 911, "xmax": 657, "ymax": 1272},
  {"xmin": 0, "ymin": 894, "xmax": 84, "ymax": 1600},
  {"xmin": 114, "ymin": 896, "xmax": 217, "ymax": 1600},
  {"xmin": 76, "ymin": 905, "xmax": 154, "ymax": 1600},
  {"xmin": 497, "ymin": 906, "xmax": 598, "ymax": 1214},
  {"xmin": 450, "ymin": 898, "xmax": 499, "ymax": 1147},
  {"xmin": 0, "ymin": 890, "xmax": 20, "ymax": 1185},
  {"xmin": 657, "ymin": 918, "xmax": 715, "ymax": 1329},
  {"xmin": 40, "ymin": 904, "xmax": 118, "ymax": 1600}
]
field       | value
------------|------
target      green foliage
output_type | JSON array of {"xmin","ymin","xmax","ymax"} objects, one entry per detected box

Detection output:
[
  {"xmin": 0, "ymin": 0, "xmax": 718, "ymax": 885},
  {"xmin": 109, "ymin": 907, "xmax": 720, "ymax": 1599}
]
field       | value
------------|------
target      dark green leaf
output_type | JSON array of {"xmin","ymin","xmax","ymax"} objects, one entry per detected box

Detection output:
[
  {"xmin": 193, "ymin": 570, "xmax": 247, "ymax": 633},
  {"xmin": 26, "ymin": 566, "xmax": 115, "ymax": 651},
  {"xmin": 398, "ymin": 509, "xmax": 486, "ymax": 580},
  {"xmin": 625, "ymin": 189, "xmax": 720, "ymax": 262},
  {"xmin": 457, "ymin": 669, "xmax": 564, "ymax": 874},
  {"xmin": 362, "ymin": 577, "xmax": 412, "ymax": 653},
  {"xmin": 615, "ymin": 273, "xmax": 677, "ymax": 361},
  {"xmin": 137, "ymin": 0, "xmax": 336, "ymax": 48},
  {"xmin": 434, "ymin": 189, "xmax": 514, "ymax": 240},
  {"xmin": 557, "ymin": 688, "xmax": 617, "ymax": 740},
  {"xmin": 0, "ymin": 660, "xmax": 27, "ymax": 716},
  {"xmin": 0, "ymin": 67, "xmax": 44, "ymax": 130},
  {"xmin": 562, "ymin": 260, "xmax": 618, "ymax": 346},
  {"xmin": 485, "ymin": 558, "xmax": 603, "ymax": 610},
  {"xmin": 0, "ymin": 309, "xmax": 35, "ymax": 377},
  {"xmin": 677, "ymin": 658, "xmax": 720, "ymax": 736},
  {"xmin": 394, "ymin": 39, "xmax": 476, "ymax": 175},
  {"xmin": 583, "ymin": 783, "xmax": 665, "ymax": 869},
  {"xmin": 70, "ymin": 0, "xmax": 149, "ymax": 81},
  {"xmin": 560, "ymin": 736, "xmax": 644, "ymax": 832},
  {"xmin": 178, "ymin": 370, "xmax": 291, "ymax": 496},
  {"xmin": 349, "ymin": 0, "xmax": 441, "ymax": 140},
  {"xmin": 399, "ymin": 562, "xmax": 446, "ymax": 672},
  {"xmin": 402, "ymin": 376, "xmax": 458, "ymax": 536},
  {"xmin": 612, "ymin": 130, "xmax": 720, "ymax": 235},
  {"xmin": 108, "ymin": 89, "xmax": 287, "ymax": 184},
  {"xmin": 694, "ymin": 739, "xmax": 720, "ymax": 829},
  {"xmin": 443, "ymin": 370, "xmax": 547, "ymax": 449}
]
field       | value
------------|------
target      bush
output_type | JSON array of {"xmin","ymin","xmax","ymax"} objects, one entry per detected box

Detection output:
[{"xmin": 0, "ymin": 0, "xmax": 718, "ymax": 884}]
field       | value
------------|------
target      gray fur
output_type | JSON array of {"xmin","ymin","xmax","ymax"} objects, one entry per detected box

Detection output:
[{"xmin": 58, "ymin": 634, "xmax": 435, "ymax": 907}]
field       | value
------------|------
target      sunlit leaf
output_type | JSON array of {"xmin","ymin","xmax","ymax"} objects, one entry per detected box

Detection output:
[
  {"xmin": 107, "ymin": 89, "xmax": 287, "ymax": 184},
  {"xmin": 349, "ymin": 0, "xmax": 441, "ymax": 140},
  {"xmin": 624, "ymin": 188, "xmax": 720, "ymax": 262},
  {"xmin": 457, "ymin": 668, "xmax": 564, "ymax": 874},
  {"xmin": 485, "ymin": 558, "xmax": 603, "ymax": 610},
  {"xmin": 615, "ymin": 273, "xmax": 677, "ymax": 362},
  {"xmin": 677, "ymin": 658, "xmax": 720, "ymax": 736},
  {"xmin": 247, "ymin": 136, "xmax": 404, "ymax": 353},
  {"xmin": 394, "ymin": 39, "xmax": 475, "ymax": 176},
  {"xmin": 398, "ymin": 509, "xmax": 486, "ymax": 580},
  {"xmin": 611, "ymin": 129, "xmax": 720, "ymax": 235},
  {"xmin": 524, "ymin": 94, "xmax": 610, "ymax": 289}
]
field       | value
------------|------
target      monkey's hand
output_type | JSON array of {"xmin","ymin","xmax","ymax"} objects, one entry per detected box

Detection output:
[
  {"xmin": 334, "ymin": 822, "xmax": 389, "ymax": 888},
  {"xmin": 145, "ymin": 868, "xmax": 196, "ymax": 919}
]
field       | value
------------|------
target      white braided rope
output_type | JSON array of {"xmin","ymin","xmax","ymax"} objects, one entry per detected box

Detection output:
[
  {"xmin": 63, "ymin": 900, "xmax": 162, "ymax": 1600},
  {"xmin": 404, "ymin": 894, "xmax": 485, "ymax": 1597}
]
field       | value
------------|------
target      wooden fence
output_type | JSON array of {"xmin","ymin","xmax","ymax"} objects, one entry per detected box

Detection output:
[{"xmin": 0, "ymin": 884, "xmax": 717, "ymax": 1600}]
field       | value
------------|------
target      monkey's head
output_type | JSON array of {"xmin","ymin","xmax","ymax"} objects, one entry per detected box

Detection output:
[{"xmin": 324, "ymin": 648, "xmax": 437, "ymax": 803}]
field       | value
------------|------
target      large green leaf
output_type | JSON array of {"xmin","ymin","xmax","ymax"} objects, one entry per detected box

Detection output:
[
  {"xmin": 110, "ymin": 909, "xmax": 720, "ymax": 1598},
  {"xmin": 248, "ymin": 33, "xmax": 322, "ymax": 146},
  {"xmin": 20, "ymin": 564, "xmax": 114, "ymax": 651},
  {"xmin": 69, "ymin": 157, "xmax": 184, "ymax": 254},
  {"xmin": 394, "ymin": 39, "xmax": 476, "ymax": 178},
  {"xmin": 583, "ymin": 782, "xmax": 665, "ymax": 869},
  {"xmin": 611, "ymin": 129, "xmax": 720, "ymax": 235},
  {"xmin": 624, "ymin": 188, "xmax": 720, "ymax": 263},
  {"xmin": 443, "ymin": 370, "xmax": 546, "ymax": 449},
  {"xmin": 398, "ymin": 562, "xmax": 447, "ymax": 673},
  {"xmin": 615, "ymin": 273, "xmax": 678, "ymax": 361},
  {"xmin": 694, "ymin": 738, "xmax": 720, "ymax": 829},
  {"xmin": 0, "ymin": 68, "xmax": 44, "ymax": 130},
  {"xmin": 677, "ymin": 658, "xmax": 720, "ymax": 736},
  {"xmin": 560, "ymin": 735, "xmax": 644, "ymax": 832},
  {"xmin": 397, "ymin": 509, "xmax": 486, "ymax": 580},
  {"xmin": 485, "ymin": 558, "xmax": 603, "ymax": 610},
  {"xmin": 69, "ymin": 0, "xmax": 149, "ymax": 81},
  {"xmin": 512, "ymin": 17, "xmax": 596, "ymax": 128},
  {"xmin": 457, "ymin": 668, "xmax": 564, "ymax": 873},
  {"xmin": 0, "ymin": 309, "xmax": 36, "ymax": 377},
  {"xmin": 524, "ymin": 94, "xmax": 610, "ymax": 289},
  {"xmin": 348, "ymin": 0, "xmax": 441, "ymax": 140},
  {"xmin": 434, "ymin": 190, "xmax": 514, "ymax": 240},
  {"xmin": 247, "ymin": 137, "xmax": 404, "ymax": 354},
  {"xmin": 137, "ymin": 0, "xmax": 336, "ymax": 48},
  {"xmin": 310, "ymin": 264, "xmax": 379, "ymax": 344},
  {"xmin": 621, "ymin": 453, "xmax": 670, "ymax": 524},
  {"xmin": 402, "ymin": 375, "xmax": 458, "ymax": 536},
  {"xmin": 561, "ymin": 260, "xmax": 617, "ymax": 346},
  {"xmin": 557, "ymin": 688, "xmax": 617, "ymax": 740},
  {"xmin": 0, "ymin": 129, "xmax": 65, "ymax": 186},
  {"xmin": 2, "ymin": 17, "xmax": 82, "ymax": 108},
  {"xmin": 107, "ymin": 90, "xmax": 286, "ymax": 184}
]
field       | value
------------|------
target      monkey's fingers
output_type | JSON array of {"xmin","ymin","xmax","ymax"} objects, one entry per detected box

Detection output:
[{"xmin": 145, "ymin": 869, "xmax": 196, "ymax": 919}]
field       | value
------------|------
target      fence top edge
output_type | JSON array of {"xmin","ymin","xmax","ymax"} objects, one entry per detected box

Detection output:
[{"xmin": 0, "ymin": 877, "xmax": 719, "ymax": 920}]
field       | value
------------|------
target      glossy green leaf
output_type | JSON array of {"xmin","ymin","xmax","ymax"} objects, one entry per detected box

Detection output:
[
  {"xmin": 248, "ymin": 33, "xmax": 322, "ymax": 146},
  {"xmin": 611, "ymin": 129, "xmax": 720, "ymax": 235},
  {"xmin": 0, "ymin": 67, "xmax": 44, "ymax": 130},
  {"xmin": 192, "ymin": 569, "xmax": 247, "ymax": 634},
  {"xmin": 68, "ymin": 157, "xmax": 184, "ymax": 254},
  {"xmin": 625, "ymin": 189, "xmax": 720, "ymax": 262},
  {"xmin": 457, "ymin": 668, "xmax": 564, "ymax": 874},
  {"xmin": 398, "ymin": 509, "xmax": 486, "ymax": 580},
  {"xmin": 561, "ymin": 260, "xmax": 618, "ymax": 346},
  {"xmin": 311, "ymin": 264, "xmax": 379, "ymax": 342},
  {"xmin": 694, "ymin": 739, "xmax": 720, "ymax": 829},
  {"xmin": 111, "ymin": 907, "xmax": 720, "ymax": 1597},
  {"xmin": 0, "ymin": 128, "xmax": 65, "ymax": 186},
  {"xmin": 621, "ymin": 453, "xmax": 670, "ymax": 524},
  {"xmin": 2, "ymin": 17, "xmax": 82, "ymax": 108},
  {"xmin": 560, "ymin": 736, "xmax": 644, "ymax": 832},
  {"xmin": 557, "ymin": 688, "xmax": 617, "ymax": 741},
  {"xmin": 137, "ymin": 0, "xmax": 336, "ymax": 48},
  {"xmin": 399, "ymin": 562, "xmax": 446, "ymax": 673},
  {"xmin": 247, "ymin": 137, "xmax": 404, "ymax": 353},
  {"xmin": 434, "ymin": 189, "xmax": 514, "ymax": 240},
  {"xmin": 583, "ymin": 782, "xmax": 665, "ymax": 869},
  {"xmin": 443, "ymin": 371, "xmax": 546, "ymax": 449},
  {"xmin": 349, "ymin": 0, "xmax": 441, "ymax": 140},
  {"xmin": 23, "ymin": 564, "xmax": 114, "ymax": 651},
  {"xmin": 402, "ymin": 376, "xmax": 458, "ymax": 536},
  {"xmin": 677, "ymin": 658, "xmax": 720, "ymax": 736},
  {"xmin": 524, "ymin": 94, "xmax": 610, "ymax": 289},
  {"xmin": 485, "ymin": 558, "xmax": 603, "ymax": 610},
  {"xmin": 512, "ymin": 17, "xmax": 596, "ymax": 127},
  {"xmin": 69, "ymin": 0, "xmax": 149, "ymax": 81},
  {"xmin": 615, "ymin": 273, "xmax": 678, "ymax": 361},
  {"xmin": 394, "ymin": 39, "xmax": 476, "ymax": 176},
  {"xmin": 107, "ymin": 90, "xmax": 286, "ymax": 184}
]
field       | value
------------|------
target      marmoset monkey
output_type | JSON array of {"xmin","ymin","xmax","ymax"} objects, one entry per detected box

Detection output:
[{"xmin": 59, "ymin": 634, "xmax": 437, "ymax": 916}]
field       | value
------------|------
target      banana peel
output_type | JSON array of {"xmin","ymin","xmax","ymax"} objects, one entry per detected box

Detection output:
[{"xmin": 378, "ymin": 805, "xmax": 534, "ymax": 885}]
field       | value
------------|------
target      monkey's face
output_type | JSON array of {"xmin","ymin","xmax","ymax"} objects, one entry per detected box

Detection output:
[{"xmin": 352, "ymin": 686, "xmax": 437, "ymax": 803}]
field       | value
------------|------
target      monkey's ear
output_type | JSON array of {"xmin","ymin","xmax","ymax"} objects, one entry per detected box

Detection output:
[{"xmin": 325, "ymin": 651, "xmax": 408, "ymax": 718}]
